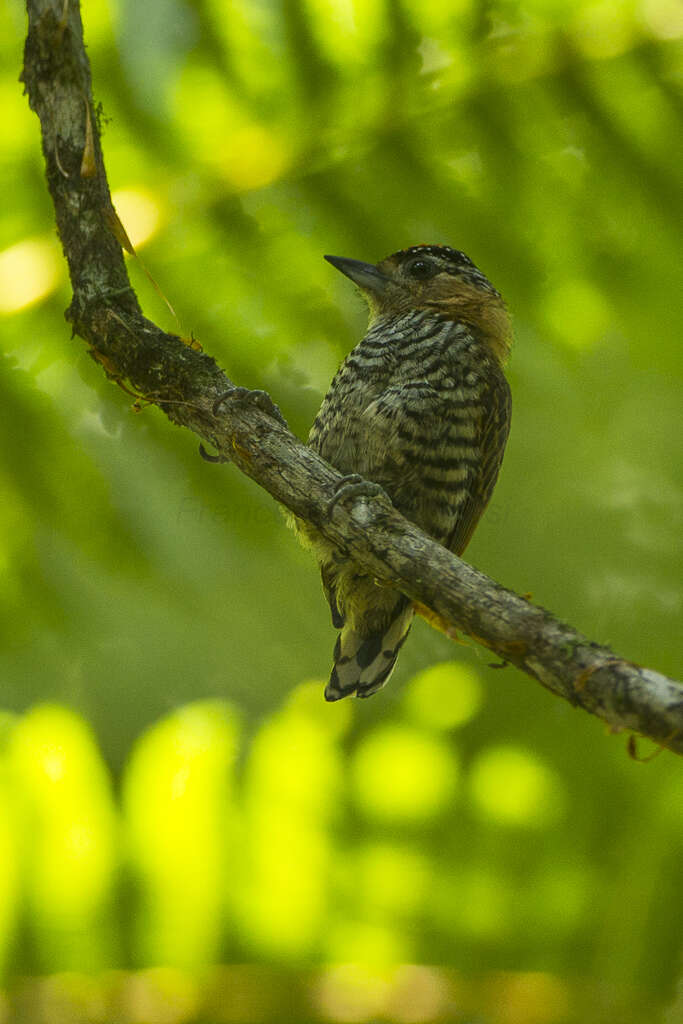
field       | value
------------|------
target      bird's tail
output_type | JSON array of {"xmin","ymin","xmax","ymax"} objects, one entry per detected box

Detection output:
[{"xmin": 324, "ymin": 596, "xmax": 414, "ymax": 701}]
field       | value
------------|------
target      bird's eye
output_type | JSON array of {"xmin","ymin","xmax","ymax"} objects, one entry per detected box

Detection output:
[{"xmin": 406, "ymin": 259, "xmax": 435, "ymax": 280}]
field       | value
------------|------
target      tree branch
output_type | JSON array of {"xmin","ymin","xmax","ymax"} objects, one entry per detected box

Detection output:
[{"xmin": 22, "ymin": 0, "xmax": 683, "ymax": 753}]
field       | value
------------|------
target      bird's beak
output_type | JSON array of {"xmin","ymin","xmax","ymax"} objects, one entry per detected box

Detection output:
[{"xmin": 324, "ymin": 255, "xmax": 389, "ymax": 296}]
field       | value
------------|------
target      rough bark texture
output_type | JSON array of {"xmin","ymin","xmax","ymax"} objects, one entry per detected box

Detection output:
[{"xmin": 22, "ymin": 0, "xmax": 683, "ymax": 753}]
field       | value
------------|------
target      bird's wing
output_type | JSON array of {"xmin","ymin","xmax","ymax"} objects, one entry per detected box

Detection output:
[
  {"xmin": 447, "ymin": 370, "xmax": 511, "ymax": 556},
  {"xmin": 354, "ymin": 369, "xmax": 511, "ymax": 555},
  {"xmin": 355, "ymin": 380, "xmax": 447, "ymax": 482},
  {"xmin": 356, "ymin": 380, "xmax": 474, "ymax": 542},
  {"xmin": 321, "ymin": 562, "xmax": 344, "ymax": 628}
]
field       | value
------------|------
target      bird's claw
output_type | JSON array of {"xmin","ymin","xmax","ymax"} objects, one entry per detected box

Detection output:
[
  {"xmin": 198, "ymin": 443, "xmax": 228, "ymax": 464},
  {"xmin": 327, "ymin": 474, "xmax": 392, "ymax": 516},
  {"xmin": 213, "ymin": 386, "xmax": 288, "ymax": 427},
  {"xmin": 201, "ymin": 386, "xmax": 287, "ymax": 463}
]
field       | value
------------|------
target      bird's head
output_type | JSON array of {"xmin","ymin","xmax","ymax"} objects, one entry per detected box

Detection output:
[{"xmin": 325, "ymin": 244, "xmax": 511, "ymax": 364}]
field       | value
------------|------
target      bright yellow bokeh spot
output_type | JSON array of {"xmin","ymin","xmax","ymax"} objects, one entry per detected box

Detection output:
[
  {"xmin": 572, "ymin": 2, "xmax": 637, "ymax": 58},
  {"xmin": 240, "ymin": 812, "xmax": 330, "ymax": 957},
  {"xmin": 305, "ymin": 0, "xmax": 384, "ymax": 64},
  {"xmin": 239, "ymin": 696, "xmax": 342, "ymax": 958},
  {"xmin": 221, "ymin": 124, "xmax": 291, "ymax": 192},
  {"xmin": 111, "ymin": 188, "xmax": 163, "ymax": 249},
  {"xmin": 404, "ymin": 662, "xmax": 483, "ymax": 730},
  {"xmin": 468, "ymin": 746, "xmax": 565, "ymax": 827},
  {"xmin": 351, "ymin": 725, "xmax": 458, "ymax": 822},
  {"xmin": 9, "ymin": 705, "xmax": 117, "ymax": 969},
  {"xmin": 543, "ymin": 278, "xmax": 611, "ymax": 349},
  {"xmin": 123, "ymin": 700, "xmax": 240, "ymax": 967},
  {"xmin": 640, "ymin": 0, "xmax": 683, "ymax": 39},
  {"xmin": 0, "ymin": 237, "xmax": 62, "ymax": 314},
  {"xmin": 247, "ymin": 704, "xmax": 342, "ymax": 813}
]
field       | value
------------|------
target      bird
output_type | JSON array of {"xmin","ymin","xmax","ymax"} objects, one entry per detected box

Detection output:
[{"xmin": 300, "ymin": 244, "xmax": 512, "ymax": 701}]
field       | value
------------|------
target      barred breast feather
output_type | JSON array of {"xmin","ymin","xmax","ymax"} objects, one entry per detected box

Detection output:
[{"xmin": 305, "ymin": 308, "xmax": 511, "ymax": 700}]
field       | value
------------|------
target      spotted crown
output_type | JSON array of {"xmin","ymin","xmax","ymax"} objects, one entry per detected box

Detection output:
[
  {"xmin": 385, "ymin": 244, "xmax": 499, "ymax": 296},
  {"xmin": 391, "ymin": 244, "xmax": 475, "ymax": 268}
]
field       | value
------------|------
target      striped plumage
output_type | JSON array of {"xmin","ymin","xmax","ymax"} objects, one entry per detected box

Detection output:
[{"xmin": 304, "ymin": 245, "xmax": 512, "ymax": 701}]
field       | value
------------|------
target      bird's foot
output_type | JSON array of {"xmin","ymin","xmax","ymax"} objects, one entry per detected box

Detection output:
[
  {"xmin": 327, "ymin": 474, "xmax": 392, "ymax": 516},
  {"xmin": 213, "ymin": 386, "xmax": 288, "ymax": 427},
  {"xmin": 200, "ymin": 386, "xmax": 287, "ymax": 463},
  {"xmin": 199, "ymin": 443, "xmax": 228, "ymax": 464}
]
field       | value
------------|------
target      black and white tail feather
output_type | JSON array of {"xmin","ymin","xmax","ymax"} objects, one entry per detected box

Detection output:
[{"xmin": 324, "ymin": 596, "xmax": 414, "ymax": 701}]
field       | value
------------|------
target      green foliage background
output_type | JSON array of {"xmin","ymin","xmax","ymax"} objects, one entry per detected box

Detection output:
[{"xmin": 0, "ymin": 0, "xmax": 682, "ymax": 1021}]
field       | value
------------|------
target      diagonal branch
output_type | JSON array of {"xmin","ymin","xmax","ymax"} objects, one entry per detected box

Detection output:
[{"xmin": 22, "ymin": 0, "xmax": 683, "ymax": 753}]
